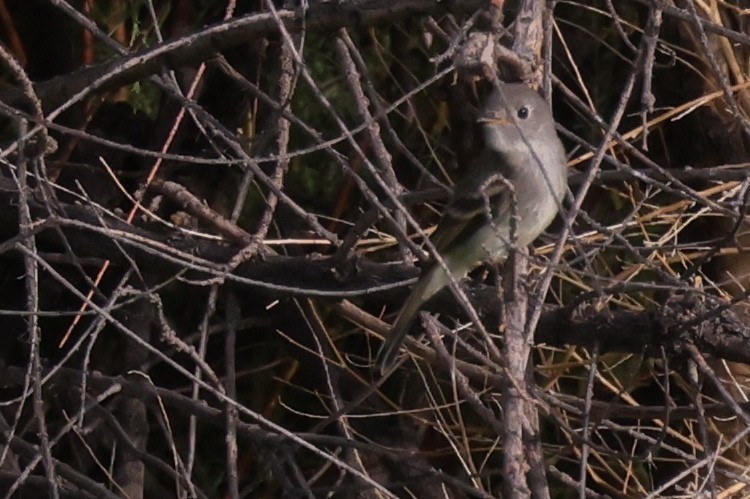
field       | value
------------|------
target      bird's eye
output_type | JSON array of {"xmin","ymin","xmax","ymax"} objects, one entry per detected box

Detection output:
[{"xmin": 517, "ymin": 106, "xmax": 530, "ymax": 119}]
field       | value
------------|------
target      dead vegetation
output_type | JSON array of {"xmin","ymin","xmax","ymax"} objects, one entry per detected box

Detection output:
[{"xmin": 2, "ymin": 0, "xmax": 750, "ymax": 497}]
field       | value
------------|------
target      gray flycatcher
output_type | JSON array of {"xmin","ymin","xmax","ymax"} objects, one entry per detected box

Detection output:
[{"xmin": 377, "ymin": 82, "xmax": 567, "ymax": 373}]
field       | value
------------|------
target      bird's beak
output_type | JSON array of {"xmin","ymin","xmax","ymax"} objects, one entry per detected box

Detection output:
[{"xmin": 477, "ymin": 116, "xmax": 511, "ymax": 126}]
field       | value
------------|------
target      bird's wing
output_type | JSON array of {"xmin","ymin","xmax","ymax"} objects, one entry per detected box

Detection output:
[{"xmin": 431, "ymin": 152, "xmax": 512, "ymax": 253}]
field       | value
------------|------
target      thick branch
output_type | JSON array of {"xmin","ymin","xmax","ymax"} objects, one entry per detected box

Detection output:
[
  {"xmin": 0, "ymin": 180, "xmax": 748, "ymax": 364},
  {"xmin": 2, "ymin": 0, "xmax": 483, "ymax": 113}
]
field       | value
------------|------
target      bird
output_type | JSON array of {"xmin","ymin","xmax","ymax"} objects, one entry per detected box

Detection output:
[{"xmin": 376, "ymin": 82, "xmax": 568, "ymax": 373}]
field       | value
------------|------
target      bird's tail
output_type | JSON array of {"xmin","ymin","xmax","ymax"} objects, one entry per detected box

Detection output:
[{"xmin": 376, "ymin": 264, "xmax": 448, "ymax": 373}]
